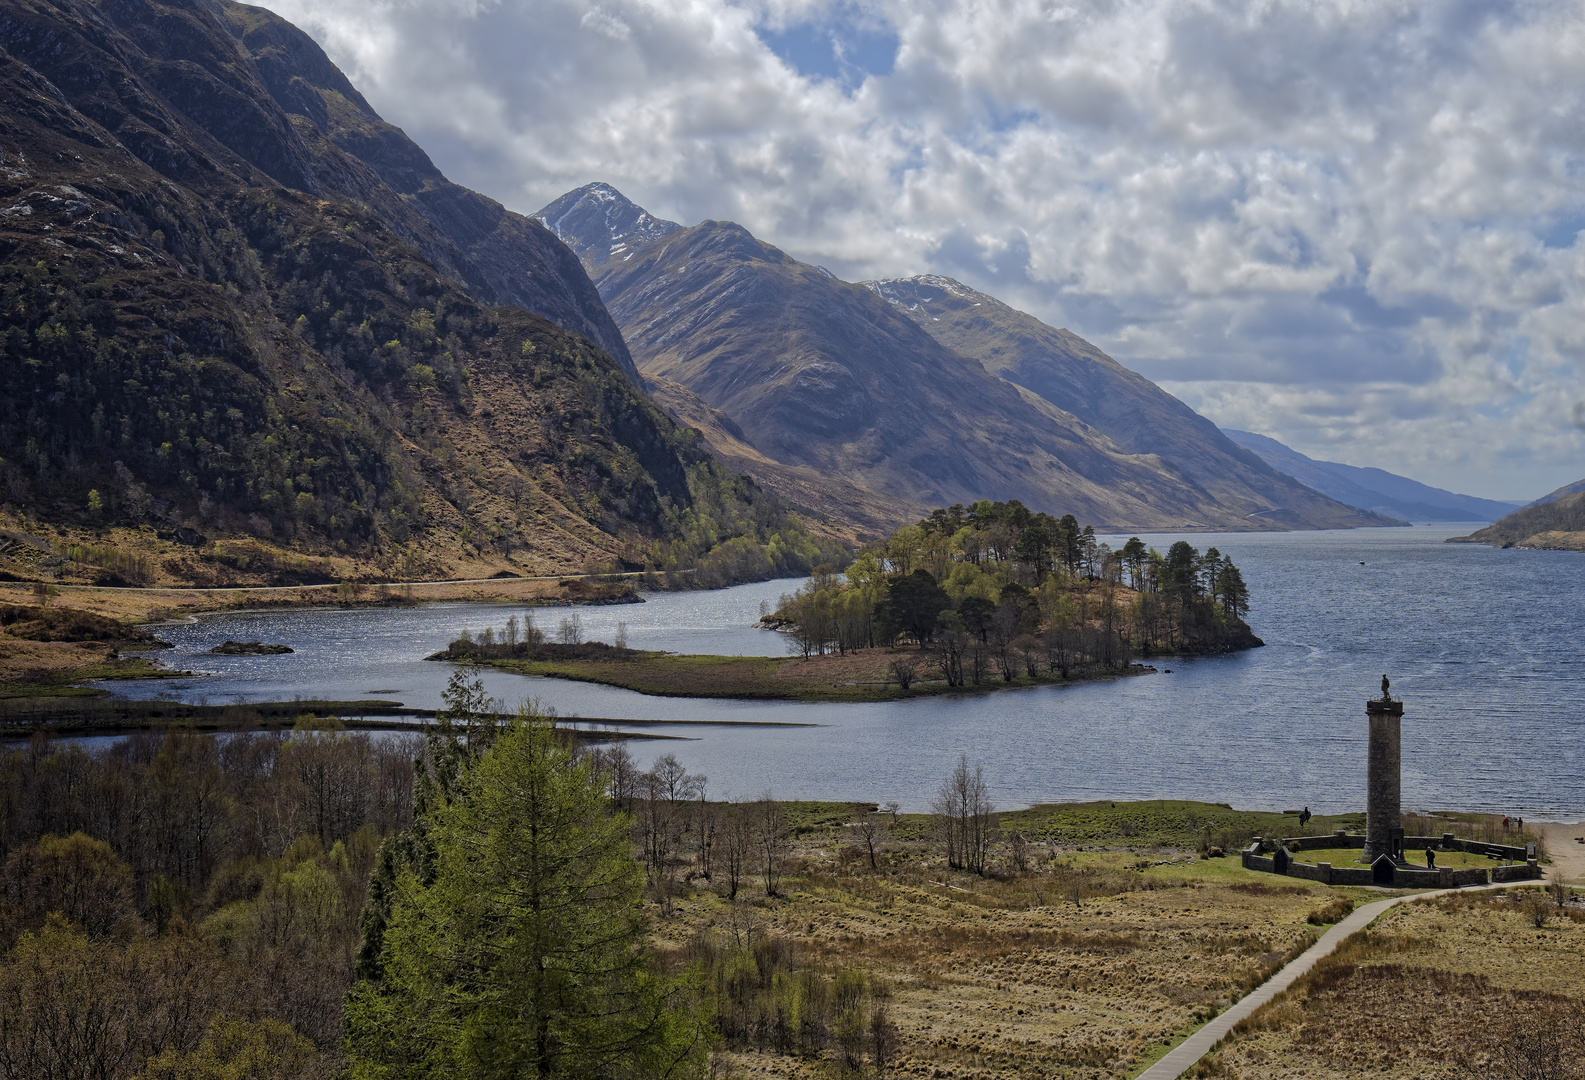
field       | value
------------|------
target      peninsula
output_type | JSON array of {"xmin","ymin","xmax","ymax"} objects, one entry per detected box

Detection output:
[{"xmin": 429, "ymin": 500, "xmax": 1262, "ymax": 702}]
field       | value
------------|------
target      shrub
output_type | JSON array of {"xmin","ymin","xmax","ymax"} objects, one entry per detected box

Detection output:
[{"xmin": 1306, "ymin": 896, "xmax": 1355, "ymax": 925}]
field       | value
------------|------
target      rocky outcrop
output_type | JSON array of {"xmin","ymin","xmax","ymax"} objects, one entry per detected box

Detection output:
[{"xmin": 208, "ymin": 640, "xmax": 293, "ymax": 655}]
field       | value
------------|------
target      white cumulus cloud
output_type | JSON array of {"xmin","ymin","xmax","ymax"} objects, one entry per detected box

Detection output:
[{"xmin": 260, "ymin": 0, "xmax": 1585, "ymax": 500}]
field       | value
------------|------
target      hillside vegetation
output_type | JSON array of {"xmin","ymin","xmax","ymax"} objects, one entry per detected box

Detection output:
[
  {"xmin": 1447, "ymin": 486, "xmax": 1585, "ymax": 552},
  {"xmin": 0, "ymin": 0, "xmax": 840, "ymax": 588}
]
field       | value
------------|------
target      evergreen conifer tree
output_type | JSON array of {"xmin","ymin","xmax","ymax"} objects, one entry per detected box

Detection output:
[{"xmin": 345, "ymin": 705, "xmax": 710, "ymax": 1080}]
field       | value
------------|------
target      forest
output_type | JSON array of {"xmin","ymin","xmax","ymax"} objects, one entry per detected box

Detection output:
[
  {"xmin": 773, "ymin": 500, "xmax": 1258, "ymax": 685},
  {"xmin": 0, "ymin": 671, "xmax": 897, "ymax": 1079}
]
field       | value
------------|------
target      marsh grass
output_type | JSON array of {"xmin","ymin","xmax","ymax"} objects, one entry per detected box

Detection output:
[
  {"xmin": 644, "ymin": 800, "xmax": 1346, "ymax": 1080},
  {"xmin": 1207, "ymin": 889, "xmax": 1585, "ymax": 1079}
]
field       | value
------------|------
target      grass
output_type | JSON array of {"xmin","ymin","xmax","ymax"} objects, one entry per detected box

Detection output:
[
  {"xmin": 997, "ymin": 800, "xmax": 1366, "ymax": 851},
  {"xmin": 654, "ymin": 813, "xmax": 1337, "ymax": 1080},
  {"xmin": 631, "ymin": 797, "xmax": 1431, "ymax": 1080},
  {"xmin": 0, "ymin": 656, "xmax": 176, "ymax": 699},
  {"xmin": 483, "ymin": 649, "xmax": 1151, "ymax": 703},
  {"xmin": 639, "ymin": 799, "xmax": 1579, "ymax": 1080},
  {"xmin": 1289, "ymin": 846, "xmax": 1497, "ymax": 871},
  {"xmin": 1200, "ymin": 889, "xmax": 1585, "ymax": 1079}
]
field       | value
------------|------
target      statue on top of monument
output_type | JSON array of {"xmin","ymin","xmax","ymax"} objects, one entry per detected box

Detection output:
[{"xmin": 1380, "ymin": 674, "xmax": 1391, "ymax": 701}]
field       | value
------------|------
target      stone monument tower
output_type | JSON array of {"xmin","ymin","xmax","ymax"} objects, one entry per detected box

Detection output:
[{"xmin": 1363, "ymin": 675, "xmax": 1405, "ymax": 864}]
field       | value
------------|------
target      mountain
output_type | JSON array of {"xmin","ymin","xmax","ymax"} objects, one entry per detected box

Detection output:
[
  {"xmin": 0, "ymin": 0, "xmax": 823, "ymax": 585},
  {"xmin": 1222, "ymin": 430, "xmax": 1521, "ymax": 523},
  {"xmin": 537, "ymin": 185, "xmax": 1395, "ymax": 535},
  {"xmin": 536, "ymin": 183, "xmax": 682, "ymax": 270},
  {"xmin": 1447, "ymin": 484, "xmax": 1585, "ymax": 551},
  {"xmin": 864, "ymin": 275, "xmax": 1393, "ymax": 531},
  {"xmin": 219, "ymin": 3, "xmax": 640, "ymax": 384},
  {"xmin": 1526, "ymin": 477, "xmax": 1585, "ymax": 508}
]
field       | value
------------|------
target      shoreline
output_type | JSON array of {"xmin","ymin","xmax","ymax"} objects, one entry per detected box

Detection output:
[{"xmin": 441, "ymin": 647, "xmax": 1162, "ymax": 703}]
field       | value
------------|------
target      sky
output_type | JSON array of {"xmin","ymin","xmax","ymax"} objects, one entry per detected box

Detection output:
[{"xmin": 259, "ymin": 0, "xmax": 1585, "ymax": 501}]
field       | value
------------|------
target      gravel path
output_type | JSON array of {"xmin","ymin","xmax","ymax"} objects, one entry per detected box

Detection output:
[{"xmin": 1135, "ymin": 880, "xmax": 1519, "ymax": 1080}]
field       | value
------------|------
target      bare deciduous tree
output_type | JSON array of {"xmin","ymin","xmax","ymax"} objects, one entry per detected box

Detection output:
[
  {"xmin": 756, "ymin": 795, "xmax": 787, "ymax": 896},
  {"xmin": 1549, "ymin": 868, "xmax": 1571, "ymax": 909},
  {"xmin": 847, "ymin": 813, "xmax": 888, "ymax": 870},
  {"xmin": 719, "ymin": 803, "xmax": 754, "ymax": 900},
  {"xmin": 1009, "ymin": 830, "xmax": 1030, "ymax": 874},
  {"xmin": 931, "ymin": 755, "xmax": 996, "ymax": 875},
  {"xmin": 694, "ymin": 782, "xmax": 715, "ymax": 879},
  {"xmin": 888, "ymin": 655, "xmax": 919, "ymax": 690}
]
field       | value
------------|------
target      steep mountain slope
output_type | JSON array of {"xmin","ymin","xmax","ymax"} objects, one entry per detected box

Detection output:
[
  {"xmin": 538, "ymin": 184, "xmax": 1394, "ymax": 532},
  {"xmin": 1447, "ymin": 486, "xmax": 1585, "ymax": 551},
  {"xmin": 0, "ymin": 0, "xmax": 813, "ymax": 583},
  {"xmin": 641, "ymin": 374, "xmax": 931, "ymax": 540},
  {"xmin": 1223, "ymin": 430, "xmax": 1519, "ymax": 523},
  {"xmin": 865, "ymin": 275, "xmax": 1400, "ymax": 531},
  {"xmin": 217, "ymin": 3, "xmax": 641, "ymax": 383}
]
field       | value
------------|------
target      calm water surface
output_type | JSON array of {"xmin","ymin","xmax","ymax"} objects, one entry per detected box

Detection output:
[{"xmin": 107, "ymin": 526, "xmax": 1585, "ymax": 818}]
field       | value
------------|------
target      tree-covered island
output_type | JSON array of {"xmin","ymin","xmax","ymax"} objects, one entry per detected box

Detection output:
[{"xmin": 435, "ymin": 500, "xmax": 1260, "ymax": 701}]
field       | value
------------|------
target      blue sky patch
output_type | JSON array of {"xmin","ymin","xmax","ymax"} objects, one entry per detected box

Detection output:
[{"xmin": 759, "ymin": 4, "xmax": 898, "ymax": 90}]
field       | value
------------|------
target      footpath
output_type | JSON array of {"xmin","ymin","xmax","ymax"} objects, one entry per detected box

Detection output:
[{"xmin": 1135, "ymin": 880, "xmax": 1525, "ymax": 1080}]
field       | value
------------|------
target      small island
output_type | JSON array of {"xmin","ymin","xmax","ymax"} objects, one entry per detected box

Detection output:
[
  {"xmin": 208, "ymin": 640, "xmax": 294, "ymax": 655},
  {"xmin": 432, "ymin": 500, "xmax": 1261, "ymax": 702}
]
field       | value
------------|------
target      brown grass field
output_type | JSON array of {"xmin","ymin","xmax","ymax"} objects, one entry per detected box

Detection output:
[
  {"xmin": 1193, "ymin": 888, "xmax": 1585, "ymax": 1079},
  {"xmin": 487, "ymin": 648, "xmax": 1152, "ymax": 703},
  {"xmin": 616, "ymin": 799, "xmax": 1579, "ymax": 1080}
]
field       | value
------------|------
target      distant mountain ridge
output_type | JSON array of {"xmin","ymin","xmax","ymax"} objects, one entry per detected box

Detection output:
[
  {"xmin": 862, "ymin": 275, "xmax": 1383, "ymax": 532},
  {"xmin": 1527, "ymin": 478, "xmax": 1585, "ymax": 507},
  {"xmin": 1222, "ymin": 430, "xmax": 1521, "ymax": 523},
  {"xmin": 536, "ymin": 184, "xmax": 1396, "ymax": 536}
]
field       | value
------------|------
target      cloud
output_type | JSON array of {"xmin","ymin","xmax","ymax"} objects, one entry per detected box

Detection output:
[{"xmin": 259, "ymin": 0, "xmax": 1585, "ymax": 500}]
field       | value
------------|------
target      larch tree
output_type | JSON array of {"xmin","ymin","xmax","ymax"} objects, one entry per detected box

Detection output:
[{"xmin": 343, "ymin": 710, "xmax": 710, "ymax": 1080}]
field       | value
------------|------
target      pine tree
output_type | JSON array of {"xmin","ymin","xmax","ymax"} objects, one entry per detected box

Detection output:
[{"xmin": 345, "ymin": 708, "xmax": 710, "ymax": 1079}]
